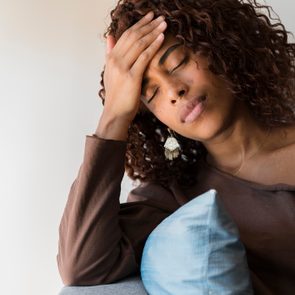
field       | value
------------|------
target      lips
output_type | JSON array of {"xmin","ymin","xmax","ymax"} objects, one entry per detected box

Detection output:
[{"xmin": 180, "ymin": 95, "xmax": 207, "ymax": 123}]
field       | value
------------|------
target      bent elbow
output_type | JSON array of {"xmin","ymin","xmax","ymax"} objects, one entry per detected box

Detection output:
[
  {"xmin": 57, "ymin": 255, "xmax": 86, "ymax": 286},
  {"xmin": 57, "ymin": 254, "xmax": 108, "ymax": 286}
]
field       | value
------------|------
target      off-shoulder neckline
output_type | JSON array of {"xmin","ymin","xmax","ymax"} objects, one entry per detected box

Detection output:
[{"xmin": 199, "ymin": 157, "xmax": 295, "ymax": 191}]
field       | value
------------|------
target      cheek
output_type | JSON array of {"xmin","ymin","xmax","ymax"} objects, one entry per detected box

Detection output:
[
  {"xmin": 152, "ymin": 105, "xmax": 169, "ymax": 121},
  {"xmin": 183, "ymin": 60, "xmax": 208, "ymax": 87},
  {"xmin": 147, "ymin": 102, "xmax": 176, "ymax": 128}
]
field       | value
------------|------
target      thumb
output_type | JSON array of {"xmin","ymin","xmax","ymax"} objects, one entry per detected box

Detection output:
[{"xmin": 106, "ymin": 35, "xmax": 116, "ymax": 55}]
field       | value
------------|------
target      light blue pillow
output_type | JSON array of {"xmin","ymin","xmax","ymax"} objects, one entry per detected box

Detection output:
[{"xmin": 140, "ymin": 189, "xmax": 253, "ymax": 295}]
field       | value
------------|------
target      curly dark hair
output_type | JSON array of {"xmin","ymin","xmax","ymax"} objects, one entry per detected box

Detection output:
[{"xmin": 98, "ymin": 0, "xmax": 295, "ymax": 189}]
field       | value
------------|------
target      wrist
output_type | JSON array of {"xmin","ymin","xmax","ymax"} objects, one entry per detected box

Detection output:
[{"xmin": 95, "ymin": 113, "xmax": 131, "ymax": 141}]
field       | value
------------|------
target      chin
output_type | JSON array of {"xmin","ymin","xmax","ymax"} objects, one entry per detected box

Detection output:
[{"xmin": 182, "ymin": 117, "xmax": 226, "ymax": 143}]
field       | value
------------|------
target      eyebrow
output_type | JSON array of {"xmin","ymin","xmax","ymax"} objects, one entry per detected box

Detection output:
[{"xmin": 141, "ymin": 43, "xmax": 183, "ymax": 96}]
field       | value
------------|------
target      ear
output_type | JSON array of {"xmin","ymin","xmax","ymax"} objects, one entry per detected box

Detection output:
[{"xmin": 106, "ymin": 34, "xmax": 116, "ymax": 55}]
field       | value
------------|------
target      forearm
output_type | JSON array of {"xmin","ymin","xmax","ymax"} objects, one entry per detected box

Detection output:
[
  {"xmin": 57, "ymin": 136, "xmax": 137, "ymax": 285},
  {"xmin": 95, "ymin": 111, "xmax": 132, "ymax": 141}
]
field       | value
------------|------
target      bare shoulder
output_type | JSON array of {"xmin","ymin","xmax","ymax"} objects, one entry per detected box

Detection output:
[
  {"xmin": 276, "ymin": 125, "xmax": 295, "ymax": 152},
  {"xmin": 281, "ymin": 124, "xmax": 295, "ymax": 143},
  {"xmin": 245, "ymin": 125, "xmax": 295, "ymax": 186},
  {"xmin": 268, "ymin": 124, "xmax": 295, "ymax": 146},
  {"xmin": 271, "ymin": 125, "xmax": 295, "ymax": 185}
]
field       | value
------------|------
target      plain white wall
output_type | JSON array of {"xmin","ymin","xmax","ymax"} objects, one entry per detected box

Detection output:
[
  {"xmin": 0, "ymin": 1, "xmax": 122, "ymax": 294},
  {"xmin": 0, "ymin": 1, "xmax": 293, "ymax": 295}
]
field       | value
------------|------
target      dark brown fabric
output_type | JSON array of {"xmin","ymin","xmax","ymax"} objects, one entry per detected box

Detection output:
[{"xmin": 57, "ymin": 135, "xmax": 295, "ymax": 294}]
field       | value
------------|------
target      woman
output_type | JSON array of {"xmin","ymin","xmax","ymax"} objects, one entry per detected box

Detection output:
[{"xmin": 57, "ymin": 0, "xmax": 295, "ymax": 293}]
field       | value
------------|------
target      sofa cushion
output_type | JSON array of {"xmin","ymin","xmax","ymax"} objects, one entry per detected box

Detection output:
[{"xmin": 59, "ymin": 275, "xmax": 147, "ymax": 295}]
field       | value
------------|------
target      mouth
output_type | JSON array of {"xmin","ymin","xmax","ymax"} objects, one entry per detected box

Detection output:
[{"xmin": 180, "ymin": 94, "xmax": 207, "ymax": 123}]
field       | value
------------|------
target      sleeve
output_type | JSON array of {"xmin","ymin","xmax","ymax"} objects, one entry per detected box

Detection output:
[{"xmin": 57, "ymin": 135, "xmax": 176, "ymax": 286}]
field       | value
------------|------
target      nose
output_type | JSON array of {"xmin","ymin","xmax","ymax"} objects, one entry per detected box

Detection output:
[{"xmin": 166, "ymin": 78, "xmax": 188, "ymax": 105}]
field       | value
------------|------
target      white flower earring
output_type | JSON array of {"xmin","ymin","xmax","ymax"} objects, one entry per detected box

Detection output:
[{"xmin": 164, "ymin": 128, "xmax": 181, "ymax": 160}]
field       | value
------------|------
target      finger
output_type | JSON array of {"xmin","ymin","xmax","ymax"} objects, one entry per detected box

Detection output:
[
  {"xmin": 132, "ymin": 15, "xmax": 165, "ymax": 41},
  {"xmin": 131, "ymin": 33, "xmax": 165, "ymax": 76},
  {"xmin": 123, "ymin": 20, "xmax": 167, "ymax": 66},
  {"xmin": 114, "ymin": 13, "xmax": 162, "ymax": 53},
  {"xmin": 106, "ymin": 35, "xmax": 116, "ymax": 55},
  {"xmin": 131, "ymin": 11, "xmax": 155, "ymax": 31}
]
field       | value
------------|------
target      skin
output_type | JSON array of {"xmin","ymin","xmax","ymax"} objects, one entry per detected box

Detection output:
[
  {"xmin": 140, "ymin": 33, "xmax": 240, "ymax": 142},
  {"xmin": 97, "ymin": 11, "xmax": 167, "ymax": 140},
  {"xmin": 96, "ymin": 12, "xmax": 295, "ymax": 185}
]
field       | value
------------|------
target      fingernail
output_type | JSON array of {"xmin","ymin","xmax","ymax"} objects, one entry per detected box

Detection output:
[
  {"xmin": 158, "ymin": 21, "xmax": 167, "ymax": 29},
  {"xmin": 145, "ymin": 11, "xmax": 154, "ymax": 19},
  {"xmin": 157, "ymin": 33, "xmax": 164, "ymax": 40},
  {"xmin": 156, "ymin": 15, "xmax": 165, "ymax": 22}
]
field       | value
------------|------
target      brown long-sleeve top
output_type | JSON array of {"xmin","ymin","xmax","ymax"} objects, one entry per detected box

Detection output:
[{"xmin": 57, "ymin": 135, "xmax": 295, "ymax": 294}]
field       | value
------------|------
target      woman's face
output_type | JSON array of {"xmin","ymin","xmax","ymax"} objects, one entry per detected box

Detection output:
[{"xmin": 140, "ymin": 34, "xmax": 240, "ymax": 143}]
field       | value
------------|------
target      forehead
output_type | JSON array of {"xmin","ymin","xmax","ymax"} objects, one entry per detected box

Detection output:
[
  {"xmin": 144, "ymin": 34, "xmax": 184, "ymax": 72},
  {"xmin": 155, "ymin": 34, "xmax": 182, "ymax": 56}
]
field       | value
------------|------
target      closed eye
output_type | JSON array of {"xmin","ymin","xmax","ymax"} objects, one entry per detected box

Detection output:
[
  {"xmin": 147, "ymin": 88, "xmax": 159, "ymax": 103},
  {"xmin": 147, "ymin": 54, "xmax": 189, "ymax": 104},
  {"xmin": 169, "ymin": 54, "xmax": 189, "ymax": 73}
]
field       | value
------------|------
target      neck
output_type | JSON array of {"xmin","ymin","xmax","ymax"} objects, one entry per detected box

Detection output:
[{"xmin": 203, "ymin": 109, "xmax": 271, "ymax": 175}]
